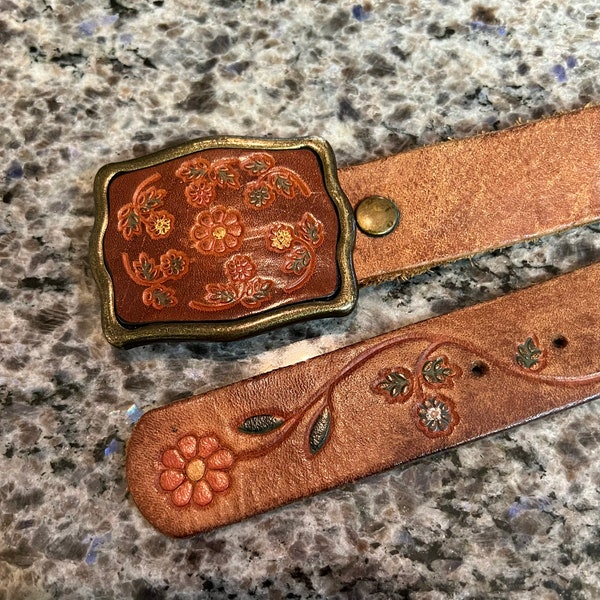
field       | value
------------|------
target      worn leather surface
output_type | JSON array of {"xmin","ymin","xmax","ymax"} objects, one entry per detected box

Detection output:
[
  {"xmin": 339, "ymin": 106, "xmax": 600, "ymax": 285},
  {"xmin": 104, "ymin": 148, "xmax": 340, "ymax": 324},
  {"xmin": 126, "ymin": 264, "xmax": 600, "ymax": 537}
]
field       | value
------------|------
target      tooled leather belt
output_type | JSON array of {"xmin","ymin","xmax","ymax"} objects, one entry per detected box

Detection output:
[{"xmin": 90, "ymin": 106, "xmax": 600, "ymax": 537}]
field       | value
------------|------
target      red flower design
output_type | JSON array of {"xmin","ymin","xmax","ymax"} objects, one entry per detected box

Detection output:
[
  {"xmin": 266, "ymin": 223, "xmax": 295, "ymax": 253},
  {"xmin": 158, "ymin": 434, "xmax": 234, "ymax": 507},
  {"xmin": 190, "ymin": 205, "xmax": 244, "ymax": 255},
  {"xmin": 159, "ymin": 250, "xmax": 190, "ymax": 279},
  {"xmin": 224, "ymin": 255, "xmax": 257, "ymax": 282},
  {"xmin": 145, "ymin": 209, "xmax": 174, "ymax": 239},
  {"xmin": 184, "ymin": 180, "xmax": 216, "ymax": 208}
]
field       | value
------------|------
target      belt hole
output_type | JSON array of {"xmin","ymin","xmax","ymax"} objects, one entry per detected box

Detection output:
[
  {"xmin": 470, "ymin": 361, "xmax": 489, "ymax": 377},
  {"xmin": 552, "ymin": 335, "xmax": 568, "ymax": 349}
]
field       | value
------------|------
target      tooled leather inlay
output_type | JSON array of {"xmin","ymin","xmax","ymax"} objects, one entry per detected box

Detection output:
[
  {"xmin": 104, "ymin": 148, "xmax": 340, "ymax": 324},
  {"xmin": 152, "ymin": 330, "xmax": 600, "ymax": 511}
]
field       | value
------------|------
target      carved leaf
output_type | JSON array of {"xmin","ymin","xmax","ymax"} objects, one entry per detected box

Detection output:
[
  {"xmin": 242, "ymin": 277, "xmax": 273, "ymax": 307},
  {"xmin": 238, "ymin": 414, "xmax": 285, "ymax": 434},
  {"xmin": 378, "ymin": 371, "xmax": 411, "ymax": 398},
  {"xmin": 268, "ymin": 168, "xmax": 310, "ymax": 199},
  {"xmin": 309, "ymin": 407, "xmax": 331, "ymax": 455},
  {"xmin": 212, "ymin": 163, "xmax": 241, "ymax": 189},
  {"xmin": 117, "ymin": 205, "xmax": 142, "ymax": 240},
  {"xmin": 422, "ymin": 357, "xmax": 454, "ymax": 384},
  {"xmin": 240, "ymin": 153, "xmax": 275, "ymax": 174},
  {"xmin": 132, "ymin": 254, "xmax": 161, "ymax": 282},
  {"xmin": 516, "ymin": 337, "xmax": 543, "ymax": 369},
  {"xmin": 136, "ymin": 187, "xmax": 166, "ymax": 214},
  {"xmin": 142, "ymin": 285, "xmax": 177, "ymax": 309},
  {"xmin": 282, "ymin": 243, "xmax": 311, "ymax": 275},
  {"xmin": 205, "ymin": 283, "xmax": 238, "ymax": 305},
  {"xmin": 297, "ymin": 212, "xmax": 324, "ymax": 247}
]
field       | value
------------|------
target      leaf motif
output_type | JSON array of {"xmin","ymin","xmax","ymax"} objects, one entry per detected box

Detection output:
[
  {"xmin": 297, "ymin": 212, "xmax": 324, "ymax": 247},
  {"xmin": 240, "ymin": 153, "xmax": 275, "ymax": 174},
  {"xmin": 274, "ymin": 174, "xmax": 292, "ymax": 195},
  {"xmin": 136, "ymin": 187, "xmax": 166, "ymax": 214},
  {"xmin": 204, "ymin": 283, "xmax": 238, "ymax": 305},
  {"xmin": 211, "ymin": 160, "xmax": 241, "ymax": 189},
  {"xmin": 379, "ymin": 371, "xmax": 410, "ymax": 398},
  {"xmin": 142, "ymin": 285, "xmax": 177, "ymax": 309},
  {"xmin": 422, "ymin": 357, "xmax": 454, "ymax": 384},
  {"xmin": 242, "ymin": 277, "xmax": 273, "ymax": 307},
  {"xmin": 132, "ymin": 254, "xmax": 161, "ymax": 282},
  {"xmin": 516, "ymin": 337, "xmax": 543, "ymax": 369},
  {"xmin": 238, "ymin": 414, "xmax": 285, "ymax": 434},
  {"xmin": 309, "ymin": 407, "xmax": 331, "ymax": 455},
  {"xmin": 282, "ymin": 243, "xmax": 311, "ymax": 275},
  {"xmin": 117, "ymin": 205, "xmax": 142, "ymax": 240}
]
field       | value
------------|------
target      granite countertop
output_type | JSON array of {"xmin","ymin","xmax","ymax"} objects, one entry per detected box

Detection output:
[{"xmin": 2, "ymin": 1, "xmax": 600, "ymax": 598}]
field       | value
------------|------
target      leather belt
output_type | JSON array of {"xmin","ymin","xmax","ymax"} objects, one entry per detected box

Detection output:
[
  {"xmin": 126, "ymin": 264, "xmax": 600, "ymax": 537},
  {"xmin": 90, "ymin": 106, "xmax": 600, "ymax": 346},
  {"xmin": 89, "ymin": 107, "xmax": 600, "ymax": 536}
]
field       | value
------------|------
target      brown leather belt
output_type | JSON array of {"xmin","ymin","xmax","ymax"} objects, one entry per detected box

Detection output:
[
  {"xmin": 91, "ymin": 106, "xmax": 600, "ymax": 346},
  {"xmin": 90, "ymin": 107, "xmax": 600, "ymax": 536}
]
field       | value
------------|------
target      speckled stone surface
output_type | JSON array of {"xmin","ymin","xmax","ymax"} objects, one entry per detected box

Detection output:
[{"xmin": 2, "ymin": 1, "xmax": 600, "ymax": 598}]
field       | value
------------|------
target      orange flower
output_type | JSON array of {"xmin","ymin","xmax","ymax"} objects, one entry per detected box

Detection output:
[
  {"xmin": 159, "ymin": 250, "xmax": 189, "ymax": 279},
  {"xmin": 266, "ymin": 223, "xmax": 295, "ymax": 253},
  {"xmin": 190, "ymin": 205, "xmax": 244, "ymax": 255},
  {"xmin": 145, "ymin": 210, "xmax": 174, "ymax": 239},
  {"xmin": 184, "ymin": 180, "xmax": 216, "ymax": 208},
  {"xmin": 158, "ymin": 434, "xmax": 234, "ymax": 507},
  {"xmin": 224, "ymin": 254, "xmax": 256, "ymax": 282}
]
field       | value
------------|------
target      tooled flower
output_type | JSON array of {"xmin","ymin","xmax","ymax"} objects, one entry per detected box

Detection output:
[
  {"xmin": 224, "ymin": 254, "xmax": 257, "ymax": 282},
  {"xmin": 159, "ymin": 434, "xmax": 234, "ymax": 507},
  {"xmin": 145, "ymin": 210, "xmax": 174, "ymax": 239},
  {"xmin": 416, "ymin": 396, "xmax": 458, "ymax": 437},
  {"xmin": 159, "ymin": 249, "xmax": 189, "ymax": 279},
  {"xmin": 266, "ymin": 223, "xmax": 295, "ymax": 253},
  {"xmin": 190, "ymin": 205, "xmax": 244, "ymax": 255},
  {"xmin": 184, "ymin": 180, "xmax": 216, "ymax": 208}
]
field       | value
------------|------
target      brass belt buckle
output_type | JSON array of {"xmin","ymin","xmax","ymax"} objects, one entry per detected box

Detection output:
[{"xmin": 90, "ymin": 137, "xmax": 358, "ymax": 347}]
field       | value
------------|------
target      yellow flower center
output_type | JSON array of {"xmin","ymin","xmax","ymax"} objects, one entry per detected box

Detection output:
[
  {"xmin": 185, "ymin": 458, "xmax": 206, "ymax": 482},
  {"xmin": 272, "ymin": 229, "xmax": 292, "ymax": 250},
  {"xmin": 212, "ymin": 226, "xmax": 227, "ymax": 240},
  {"xmin": 153, "ymin": 216, "xmax": 171, "ymax": 235}
]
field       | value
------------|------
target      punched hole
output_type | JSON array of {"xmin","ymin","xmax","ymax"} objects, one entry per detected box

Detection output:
[
  {"xmin": 552, "ymin": 335, "xmax": 568, "ymax": 349},
  {"xmin": 471, "ymin": 361, "xmax": 489, "ymax": 378}
]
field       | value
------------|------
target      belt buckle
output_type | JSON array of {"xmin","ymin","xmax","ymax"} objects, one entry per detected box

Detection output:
[{"xmin": 90, "ymin": 136, "xmax": 358, "ymax": 347}]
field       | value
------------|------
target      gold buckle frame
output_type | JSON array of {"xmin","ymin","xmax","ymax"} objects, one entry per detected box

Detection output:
[{"xmin": 90, "ymin": 136, "xmax": 357, "ymax": 347}]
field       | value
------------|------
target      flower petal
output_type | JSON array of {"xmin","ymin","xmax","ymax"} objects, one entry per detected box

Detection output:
[
  {"xmin": 223, "ymin": 212, "xmax": 239, "ymax": 226},
  {"xmin": 172, "ymin": 480, "xmax": 193, "ymax": 507},
  {"xmin": 213, "ymin": 239, "xmax": 225, "ymax": 254},
  {"xmin": 205, "ymin": 470, "xmax": 230, "ymax": 492},
  {"xmin": 161, "ymin": 448, "xmax": 185, "ymax": 470},
  {"xmin": 227, "ymin": 224, "xmax": 243, "ymax": 237},
  {"xmin": 197, "ymin": 436, "xmax": 220, "ymax": 458},
  {"xmin": 199, "ymin": 237, "xmax": 214, "ymax": 252},
  {"xmin": 206, "ymin": 449, "xmax": 234, "ymax": 470},
  {"xmin": 177, "ymin": 435, "xmax": 198, "ymax": 459},
  {"xmin": 223, "ymin": 235, "xmax": 238, "ymax": 249},
  {"xmin": 159, "ymin": 469, "xmax": 185, "ymax": 491},
  {"xmin": 192, "ymin": 480, "xmax": 213, "ymax": 506},
  {"xmin": 212, "ymin": 207, "xmax": 225, "ymax": 224}
]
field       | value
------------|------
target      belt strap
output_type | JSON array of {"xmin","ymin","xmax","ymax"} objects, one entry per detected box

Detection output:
[
  {"xmin": 340, "ymin": 106, "xmax": 600, "ymax": 284},
  {"xmin": 126, "ymin": 263, "xmax": 600, "ymax": 536}
]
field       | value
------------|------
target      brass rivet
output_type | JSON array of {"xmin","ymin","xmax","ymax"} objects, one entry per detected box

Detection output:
[{"xmin": 355, "ymin": 196, "xmax": 400, "ymax": 237}]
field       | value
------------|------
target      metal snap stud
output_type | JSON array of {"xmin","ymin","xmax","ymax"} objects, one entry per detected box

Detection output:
[{"xmin": 355, "ymin": 195, "xmax": 400, "ymax": 237}]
